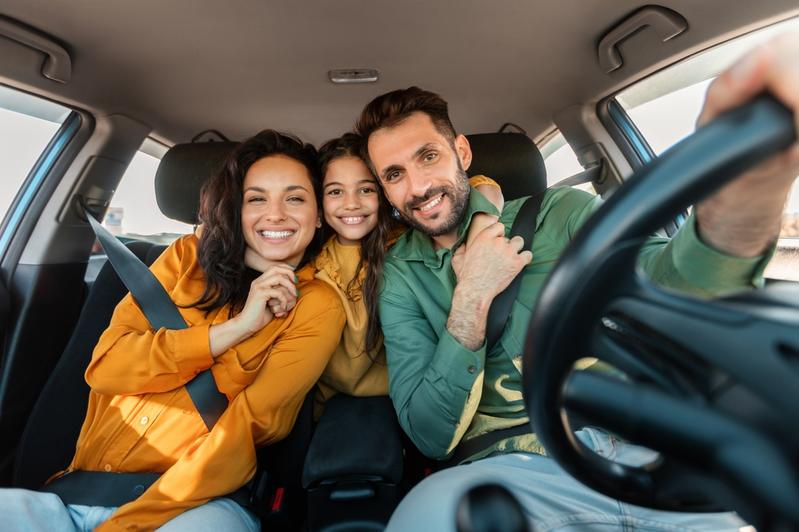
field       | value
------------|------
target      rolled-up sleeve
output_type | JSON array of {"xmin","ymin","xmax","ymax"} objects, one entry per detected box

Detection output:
[{"xmin": 638, "ymin": 212, "xmax": 771, "ymax": 297}]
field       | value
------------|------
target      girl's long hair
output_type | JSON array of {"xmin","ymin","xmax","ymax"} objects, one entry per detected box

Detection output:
[
  {"xmin": 193, "ymin": 130, "xmax": 322, "ymax": 316},
  {"xmin": 317, "ymin": 133, "xmax": 402, "ymax": 358}
]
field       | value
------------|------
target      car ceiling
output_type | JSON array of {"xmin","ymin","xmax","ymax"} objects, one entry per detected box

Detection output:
[{"xmin": 1, "ymin": 0, "xmax": 799, "ymax": 147}]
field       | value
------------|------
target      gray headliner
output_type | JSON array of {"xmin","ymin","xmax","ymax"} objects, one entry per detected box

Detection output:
[{"xmin": 1, "ymin": 1, "xmax": 799, "ymax": 147}]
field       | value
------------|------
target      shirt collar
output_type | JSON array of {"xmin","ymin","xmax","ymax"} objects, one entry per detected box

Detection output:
[{"xmin": 389, "ymin": 186, "xmax": 500, "ymax": 269}]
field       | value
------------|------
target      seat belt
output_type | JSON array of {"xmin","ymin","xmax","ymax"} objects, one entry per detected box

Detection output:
[
  {"xmin": 441, "ymin": 191, "xmax": 546, "ymax": 468},
  {"xmin": 485, "ymin": 190, "xmax": 546, "ymax": 351},
  {"xmin": 80, "ymin": 202, "xmax": 228, "ymax": 431},
  {"xmin": 38, "ymin": 204, "xmax": 243, "ymax": 508}
]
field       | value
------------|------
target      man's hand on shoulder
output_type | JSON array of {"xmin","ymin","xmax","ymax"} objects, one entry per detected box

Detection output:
[
  {"xmin": 448, "ymin": 222, "xmax": 533, "ymax": 351},
  {"xmin": 695, "ymin": 32, "xmax": 799, "ymax": 258}
]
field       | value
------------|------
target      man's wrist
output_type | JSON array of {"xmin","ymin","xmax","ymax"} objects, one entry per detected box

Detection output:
[{"xmin": 446, "ymin": 284, "xmax": 492, "ymax": 351}]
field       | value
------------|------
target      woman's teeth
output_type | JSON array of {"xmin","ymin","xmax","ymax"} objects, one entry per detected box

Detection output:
[{"xmin": 261, "ymin": 230, "xmax": 293, "ymax": 238}]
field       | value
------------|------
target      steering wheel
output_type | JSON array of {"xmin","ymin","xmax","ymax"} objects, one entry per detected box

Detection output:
[{"xmin": 523, "ymin": 97, "xmax": 799, "ymax": 531}]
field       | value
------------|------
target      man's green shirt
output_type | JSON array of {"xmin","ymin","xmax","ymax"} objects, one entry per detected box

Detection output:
[{"xmin": 379, "ymin": 186, "xmax": 770, "ymax": 462}]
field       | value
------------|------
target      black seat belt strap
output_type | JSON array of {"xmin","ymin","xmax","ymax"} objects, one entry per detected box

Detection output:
[
  {"xmin": 40, "ymin": 470, "xmax": 253, "ymax": 508},
  {"xmin": 485, "ymin": 190, "xmax": 546, "ymax": 352},
  {"xmin": 81, "ymin": 202, "xmax": 228, "ymax": 431},
  {"xmin": 447, "ymin": 423, "xmax": 532, "ymax": 465},
  {"xmin": 441, "ymin": 191, "xmax": 546, "ymax": 468}
]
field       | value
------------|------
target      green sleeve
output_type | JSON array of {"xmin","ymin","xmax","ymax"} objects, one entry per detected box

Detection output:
[
  {"xmin": 379, "ymin": 264, "xmax": 485, "ymax": 460},
  {"xmin": 638, "ymin": 212, "xmax": 771, "ymax": 298},
  {"xmin": 540, "ymin": 187, "xmax": 771, "ymax": 298}
]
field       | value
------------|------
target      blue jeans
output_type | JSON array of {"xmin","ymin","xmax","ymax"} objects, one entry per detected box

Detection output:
[
  {"xmin": 385, "ymin": 428, "xmax": 753, "ymax": 532},
  {"xmin": 0, "ymin": 488, "xmax": 259, "ymax": 531}
]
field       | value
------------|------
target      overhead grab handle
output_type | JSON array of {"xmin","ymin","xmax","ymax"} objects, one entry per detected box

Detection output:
[
  {"xmin": 597, "ymin": 6, "xmax": 687, "ymax": 74},
  {"xmin": 0, "ymin": 15, "xmax": 72, "ymax": 83}
]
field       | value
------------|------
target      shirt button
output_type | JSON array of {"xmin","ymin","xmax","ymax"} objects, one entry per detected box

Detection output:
[
  {"xmin": 454, "ymin": 421, "xmax": 460, "ymax": 428},
  {"xmin": 140, "ymin": 416, "xmax": 149, "ymax": 425},
  {"xmin": 468, "ymin": 366, "xmax": 476, "ymax": 374},
  {"xmin": 515, "ymin": 354, "xmax": 522, "ymax": 361},
  {"xmin": 104, "ymin": 464, "xmax": 112, "ymax": 472}
]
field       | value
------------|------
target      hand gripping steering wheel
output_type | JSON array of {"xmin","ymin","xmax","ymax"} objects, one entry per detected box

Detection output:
[{"xmin": 523, "ymin": 97, "xmax": 799, "ymax": 531}]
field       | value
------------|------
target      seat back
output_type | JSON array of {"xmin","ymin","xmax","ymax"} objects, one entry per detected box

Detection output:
[{"xmin": 465, "ymin": 132, "xmax": 548, "ymax": 201}]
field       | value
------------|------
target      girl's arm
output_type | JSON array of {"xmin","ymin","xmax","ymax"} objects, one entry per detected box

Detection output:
[{"xmin": 466, "ymin": 176, "xmax": 505, "ymax": 247}]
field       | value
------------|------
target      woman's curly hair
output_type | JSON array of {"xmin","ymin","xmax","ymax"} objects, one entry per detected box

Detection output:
[{"xmin": 193, "ymin": 130, "xmax": 322, "ymax": 316}]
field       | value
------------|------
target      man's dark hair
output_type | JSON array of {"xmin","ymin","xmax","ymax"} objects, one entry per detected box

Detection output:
[{"xmin": 354, "ymin": 86, "xmax": 457, "ymax": 174}]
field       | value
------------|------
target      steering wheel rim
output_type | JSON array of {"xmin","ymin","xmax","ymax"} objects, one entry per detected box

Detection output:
[{"xmin": 523, "ymin": 97, "xmax": 799, "ymax": 528}]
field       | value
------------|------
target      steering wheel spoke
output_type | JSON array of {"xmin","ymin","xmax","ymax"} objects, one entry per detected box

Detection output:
[{"xmin": 592, "ymin": 276, "xmax": 742, "ymax": 398}]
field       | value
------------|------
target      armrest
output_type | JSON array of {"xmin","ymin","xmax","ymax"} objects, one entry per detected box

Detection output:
[{"xmin": 302, "ymin": 394, "xmax": 403, "ymax": 489}]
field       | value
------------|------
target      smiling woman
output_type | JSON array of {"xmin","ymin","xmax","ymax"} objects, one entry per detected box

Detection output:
[
  {"xmin": 241, "ymin": 155, "xmax": 323, "ymax": 267},
  {"xmin": 0, "ymin": 130, "xmax": 346, "ymax": 532}
]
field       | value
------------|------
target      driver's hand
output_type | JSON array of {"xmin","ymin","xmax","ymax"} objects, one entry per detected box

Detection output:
[{"xmin": 694, "ymin": 32, "xmax": 799, "ymax": 258}]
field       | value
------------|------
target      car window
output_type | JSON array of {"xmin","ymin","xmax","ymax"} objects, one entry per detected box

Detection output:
[
  {"xmin": 614, "ymin": 18, "xmax": 799, "ymax": 281},
  {"xmin": 540, "ymin": 132, "xmax": 596, "ymax": 195},
  {"xmin": 102, "ymin": 141, "xmax": 194, "ymax": 245},
  {"xmin": 0, "ymin": 85, "xmax": 70, "ymax": 230}
]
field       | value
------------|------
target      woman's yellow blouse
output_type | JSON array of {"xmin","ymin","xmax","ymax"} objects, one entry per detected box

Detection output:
[{"xmin": 65, "ymin": 233, "xmax": 345, "ymax": 532}]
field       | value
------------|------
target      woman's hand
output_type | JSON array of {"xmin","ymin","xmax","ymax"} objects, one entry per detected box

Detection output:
[
  {"xmin": 208, "ymin": 263, "xmax": 297, "ymax": 356},
  {"xmin": 267, "ymin": 285, "xmax": 298, "ymax": 318},
  {"xmin": 244, "ymin": 246, "xmax": 275, "ymax": 272},
  {"xmin": 239, "ymin": 264, "xmax": 297, "ymax": 330}
]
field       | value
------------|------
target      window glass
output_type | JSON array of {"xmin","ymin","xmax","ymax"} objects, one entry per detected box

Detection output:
[
  {"xmin": 614, "ymin": 16, "xmax": 799, "ymax": 281},
  {"xmin": 103, "ymin": 142, "xmax": 193, "ymax": 245},
  {"xmin": 0, "ymin": 86, "xmax": 70, "ymax": 224},
  {"xmin": 540, "ymin": 132, "xmax": 595, "ymax": 194}
]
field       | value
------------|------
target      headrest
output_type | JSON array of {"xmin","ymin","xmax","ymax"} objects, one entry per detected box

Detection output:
[
  {"xmin": 465, "ymin": 133, "xmax": 547, "ymax": 202},
  {"xmin": 154, "ymin": 142, "xmax": 239, "ymax": 225},
  {"xmin": 154, "ymin": 133, "xmax": 544, "ymax": 224}
]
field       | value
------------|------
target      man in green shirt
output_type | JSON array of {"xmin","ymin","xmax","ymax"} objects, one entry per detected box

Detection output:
[{"xmin": 354, "ymin": 35, "xmax": 799, "ymax": 531}]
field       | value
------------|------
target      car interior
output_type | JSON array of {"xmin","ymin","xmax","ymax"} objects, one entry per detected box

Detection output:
[{"xmin": 1, "ymin": 1, "xmax": 799, "ymax": 531}]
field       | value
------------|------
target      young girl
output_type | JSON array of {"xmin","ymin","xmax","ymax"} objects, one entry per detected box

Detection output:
[{"xmin": 311, "ymin": 132, "xmax": 503, "ymax": 417}]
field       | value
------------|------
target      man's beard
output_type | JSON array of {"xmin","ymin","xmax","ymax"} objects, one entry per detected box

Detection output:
[{"xmin": 398, "ymin": 162, "xmax": 471, "ymax": 238}]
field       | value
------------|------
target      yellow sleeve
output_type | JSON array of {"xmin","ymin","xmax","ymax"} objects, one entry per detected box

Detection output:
[
  {"xmin": 97, "ymin": 283, "xmax": 346, "ymax": 532},
  {"xmin": 468, "ymin": 174, "xmax": 501, "ymax": 190},
  {"xmin": 85, "ymin": 235, "xmax": 216, "ymax": 396}
]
